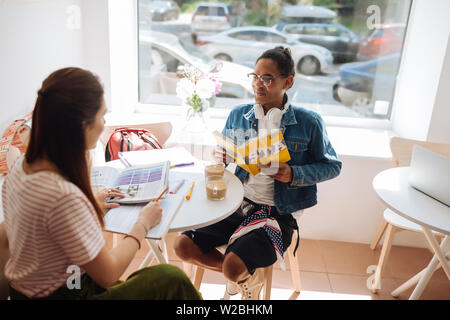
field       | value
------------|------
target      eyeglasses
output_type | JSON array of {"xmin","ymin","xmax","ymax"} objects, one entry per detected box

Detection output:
[{"xmin": 247, "ymin": 73, "xmax": 287, "ymax": 86}]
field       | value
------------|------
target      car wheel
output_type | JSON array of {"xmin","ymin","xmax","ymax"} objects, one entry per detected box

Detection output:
[
  {"xmin": 297, "ymin": 56, "xmax": 320, "ymax": 75},
  {"xmin": 214, "ymin": 53, "xmax": 232, "ymax": 62}
]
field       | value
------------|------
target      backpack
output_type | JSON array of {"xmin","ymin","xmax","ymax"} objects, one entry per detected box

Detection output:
[
  {"xmin": 105, "ymin": 127, "xmax": 162, "ymax": 162},
  {"xmin": 0, "ymin": 113, "xmax": 32, "ymax": 174}
]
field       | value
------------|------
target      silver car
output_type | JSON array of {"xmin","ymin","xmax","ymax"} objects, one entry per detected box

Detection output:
[
  {"xmin": 196, "ymin": 26, "xmax": 334, "ymax": 75},
  {"xmin": 274, "ymin": 23, "xmax": 361, "ymax": 62},
  {"xmin": 191, "ymin": 2, "xmax": 238, "ymax": 41},
  {"xmin": 139, "ymin": 31, "xmax": 253, "ymax": 101}
]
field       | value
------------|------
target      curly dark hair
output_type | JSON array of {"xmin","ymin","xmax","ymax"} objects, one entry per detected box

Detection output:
[{"xmin": 256, "ymin": 46, "xmax": 295, "ymax": 77}]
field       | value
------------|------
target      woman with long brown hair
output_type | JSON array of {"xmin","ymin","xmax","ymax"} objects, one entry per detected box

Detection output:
[{"xmin": 1, "ymin": 67, "xmax": 201, "ymax": 300}]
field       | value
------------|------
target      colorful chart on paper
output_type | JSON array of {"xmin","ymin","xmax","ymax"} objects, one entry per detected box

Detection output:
[{"xmin": 116, "ymin": 167, "xmax": 162, "ymax": 186}]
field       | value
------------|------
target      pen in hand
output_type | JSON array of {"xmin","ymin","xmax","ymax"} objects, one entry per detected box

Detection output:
[{"xmin": 155, "ymin": 186, "xmax": 169, "ymax": 202}]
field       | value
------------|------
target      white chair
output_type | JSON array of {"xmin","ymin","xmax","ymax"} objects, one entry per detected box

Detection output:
[
  {"xmin": 185, "ymin": 213, "xmax": 302, "ymax": 300},
  {"xmin": 370, "ymin": 137, "xmax": 450, "ymax": 293}
]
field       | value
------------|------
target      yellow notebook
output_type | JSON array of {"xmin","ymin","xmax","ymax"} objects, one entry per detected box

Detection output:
[{"xmin": 212, "ymin": 129, "xmax": 291, "ymax": 175}]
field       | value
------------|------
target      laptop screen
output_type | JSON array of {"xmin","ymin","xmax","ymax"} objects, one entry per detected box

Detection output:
[{"xmin": 408, "ymin": 145, "xmax": 450, "ymax": 207}]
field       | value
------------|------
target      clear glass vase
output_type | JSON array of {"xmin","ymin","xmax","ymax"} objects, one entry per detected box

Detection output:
[{"xmin": 184, "ymin": 108, "xmax": 208, "ymax": 134}]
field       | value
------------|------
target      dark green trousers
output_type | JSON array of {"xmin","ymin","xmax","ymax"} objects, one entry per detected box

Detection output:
[{"xmin": 9, "ymin": 264, "xmax": 202, "ymax": 300}]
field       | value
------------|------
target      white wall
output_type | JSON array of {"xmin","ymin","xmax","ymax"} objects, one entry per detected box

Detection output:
[
  {"xmin": 0, "ymin": 0, "xmax": 84, "ymax": 131},
  {"xmin": 298, "ymin": 155, "xmax": 432, "ymax": 248},
  {"xmin": 81, "ymin": 0, "xmax": 112, "ymax": 112},
  {"xmin": 107, "ymin": 0, "xmax": 139, "ymax": 113},
  {"xmin": 392, "ymin": 0, "xmax": 450, "ymax": 143},
  {"xmin": 427, "ymin": 33, "xmax": 450, "ymax": 143}
]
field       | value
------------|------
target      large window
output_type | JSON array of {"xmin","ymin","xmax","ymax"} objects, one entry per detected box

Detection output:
[{"xmin": 138, "ymin": 0, "xmax": 412, "ymax": 120}]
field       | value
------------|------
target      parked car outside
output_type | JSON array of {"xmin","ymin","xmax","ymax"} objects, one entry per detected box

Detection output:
[
  {"xmin": 191, "ymin": 2, "xmax": 239, "ymax": 41},
  {"xmin": 332, "ymin": 53, "xmax": 400, "ymax": 107},
  {"xmin": 358, "ymin": 23, "xmax": 405, "ymax": 60},
  {"xmin": 280, "ymin": 5, "xmax": 336, "ymax": 23},
  {"xmin": 196, "ymin": 26, "xmax": 334, "ymax": 76},
  {"xmin": 141, "ymin": 0, "xmax": 180, "ymax": 22},
  {"xmin": 274, "ymin": 23, "xmax": 362, "ymax": 63},
  {"xmin": 139, "ymin": 31, "xmax": 254, "ymax": 100}
]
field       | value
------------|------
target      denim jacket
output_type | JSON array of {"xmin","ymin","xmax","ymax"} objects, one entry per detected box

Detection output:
[{"xmin": 222, "ymin": 102, "xmax": 342, "ymax": 215}]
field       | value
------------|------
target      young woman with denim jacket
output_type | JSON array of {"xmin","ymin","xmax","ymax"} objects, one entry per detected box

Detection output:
[{"xmin": 175, "ymin": 47, "xmax": 342, "ymax": 299}]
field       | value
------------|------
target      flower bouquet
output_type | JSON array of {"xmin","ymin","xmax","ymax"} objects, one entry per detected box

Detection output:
[{"xmin": 176, "ymin": 64, "xmax": 222, "ymax": 123}]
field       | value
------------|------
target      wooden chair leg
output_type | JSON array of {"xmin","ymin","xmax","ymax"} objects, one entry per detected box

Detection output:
[
  {"xmin": 263, "ymin": 265, "xmax": 273, "ymax": 300},
  {"xmin": 372, "ymin": 223, "xmax": 398, "ymax": 293},
  {"xmin": 370, "ymin": 218, "xmax": 389, "ymax": 250},
  {"xmin": 287, "ymin": 242, "xmax": 301, "ymax": 293},
  {"xmin": 182, "ymin": 262, "xmax": 193, "ymax": 279},
  {"xmin": 193, "ymin": 265, "xmax": 205, "ymax": 290}
]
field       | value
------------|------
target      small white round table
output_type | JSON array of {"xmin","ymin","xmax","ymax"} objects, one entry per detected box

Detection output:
[
  {"xmin": 104, "ymin": 148, "xmax": 244, "ymax": 266},
  {"xmin": 373, "ymin": 167, "xmax": 450, "ymax": 299}
]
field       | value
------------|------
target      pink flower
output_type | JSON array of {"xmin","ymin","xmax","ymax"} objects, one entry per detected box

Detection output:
[{"xmin": 210, "ymin": 77, "xmax": 222, "ymax": 95}]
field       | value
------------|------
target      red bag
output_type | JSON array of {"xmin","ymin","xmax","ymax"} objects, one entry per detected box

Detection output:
[{"xmin": 105, "ymin": 128, "xmax": 162, "ymax": 162}]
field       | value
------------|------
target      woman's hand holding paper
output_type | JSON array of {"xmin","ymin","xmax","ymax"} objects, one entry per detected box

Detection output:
[{"xmin": 95, "ymin": 187, "xmax": 126, "ymax": 211}]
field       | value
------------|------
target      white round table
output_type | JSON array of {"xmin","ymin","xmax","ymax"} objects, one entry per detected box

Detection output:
[
  {"xmin": 373, "ymin": 167, "xmax": 450, "ymax": 235},
  {"xmin": 105, "ymin": 148, "xmax": 244, "ymax": 233},
  {"xmin": 373, "ymin": 167, "xmax": 450, "ymax": 299}
]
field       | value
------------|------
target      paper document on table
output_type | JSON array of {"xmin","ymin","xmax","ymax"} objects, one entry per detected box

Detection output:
[{"xmin": 104, "ymin": 192, "xmax": 184, "ymax": 239}]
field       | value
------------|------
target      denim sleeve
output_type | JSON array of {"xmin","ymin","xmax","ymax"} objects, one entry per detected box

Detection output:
[{"xmin": 289, "ymin": 115, "xmax": 342, "ymax": 187}]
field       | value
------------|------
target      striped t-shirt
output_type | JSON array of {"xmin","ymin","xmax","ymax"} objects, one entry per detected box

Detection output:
[{"xmin": 1, "ymin": 156, "xmax": 105, "ymax": 298}]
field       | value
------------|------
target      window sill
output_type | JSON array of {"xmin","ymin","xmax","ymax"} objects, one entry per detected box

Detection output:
[{"xmin": 105, "ymin": 104, "xmax": 393, "ymax": 160}]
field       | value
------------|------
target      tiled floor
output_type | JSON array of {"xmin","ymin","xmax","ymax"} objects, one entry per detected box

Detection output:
[{"xmin": 115, "ymin": 233, "xmax": 450, "ymax": 300}]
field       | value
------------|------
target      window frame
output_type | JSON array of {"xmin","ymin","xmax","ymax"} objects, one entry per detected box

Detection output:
[{"xmin": 114, "ymin": 0, "xmax": 436, "ymax": 132}]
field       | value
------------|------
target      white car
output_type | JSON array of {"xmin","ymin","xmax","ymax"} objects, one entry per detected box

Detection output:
[
  {"xmin": 191, "ymin": 2, "xmax": 238, "ymax": 39},
  {"xmin": 196, "ymin": 26, "xmax": 334, "ymax": 75},
  {"xmin": 139, "ymin": 31, "xmax": 253, "ymax": 100}
]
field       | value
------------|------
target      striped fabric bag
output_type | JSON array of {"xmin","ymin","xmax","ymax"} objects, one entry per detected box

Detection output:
[{"xmin": 0, "ymin": 113, "xmax": 32, "ymax": 175}]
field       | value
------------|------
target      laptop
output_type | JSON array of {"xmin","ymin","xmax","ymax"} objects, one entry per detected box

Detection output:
[{"xmin": 408, "ymin": 145, "xmax": 450, "ymax": 206}]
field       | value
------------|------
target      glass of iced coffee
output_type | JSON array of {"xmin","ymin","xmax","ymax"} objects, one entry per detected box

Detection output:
[
  {"xmin": 204, "ymin": 163, "xmax": 225, "ymax": 178},
  {"xmin": 205, "ymin": 175, "xmax": 227, "ymax": 201}
]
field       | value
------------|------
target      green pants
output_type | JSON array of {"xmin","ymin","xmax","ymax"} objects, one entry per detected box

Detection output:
[{"xmin": 9, "ymin": 264, "xmax": 202, "ymax": 300}]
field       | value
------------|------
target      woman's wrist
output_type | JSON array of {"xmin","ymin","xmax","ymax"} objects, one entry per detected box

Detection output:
[{"xmin": 135, "ymin": 220, "xmax": 149, "ymax": 235}]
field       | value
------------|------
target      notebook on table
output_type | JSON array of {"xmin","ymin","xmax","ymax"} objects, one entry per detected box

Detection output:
[
  {"xmin": 103, "ymin": 192, "xmax": 185, "ymax": 240},
  {"xmin": 408, "ymin": 145, "xmax": 450, "ymax": 206}
]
